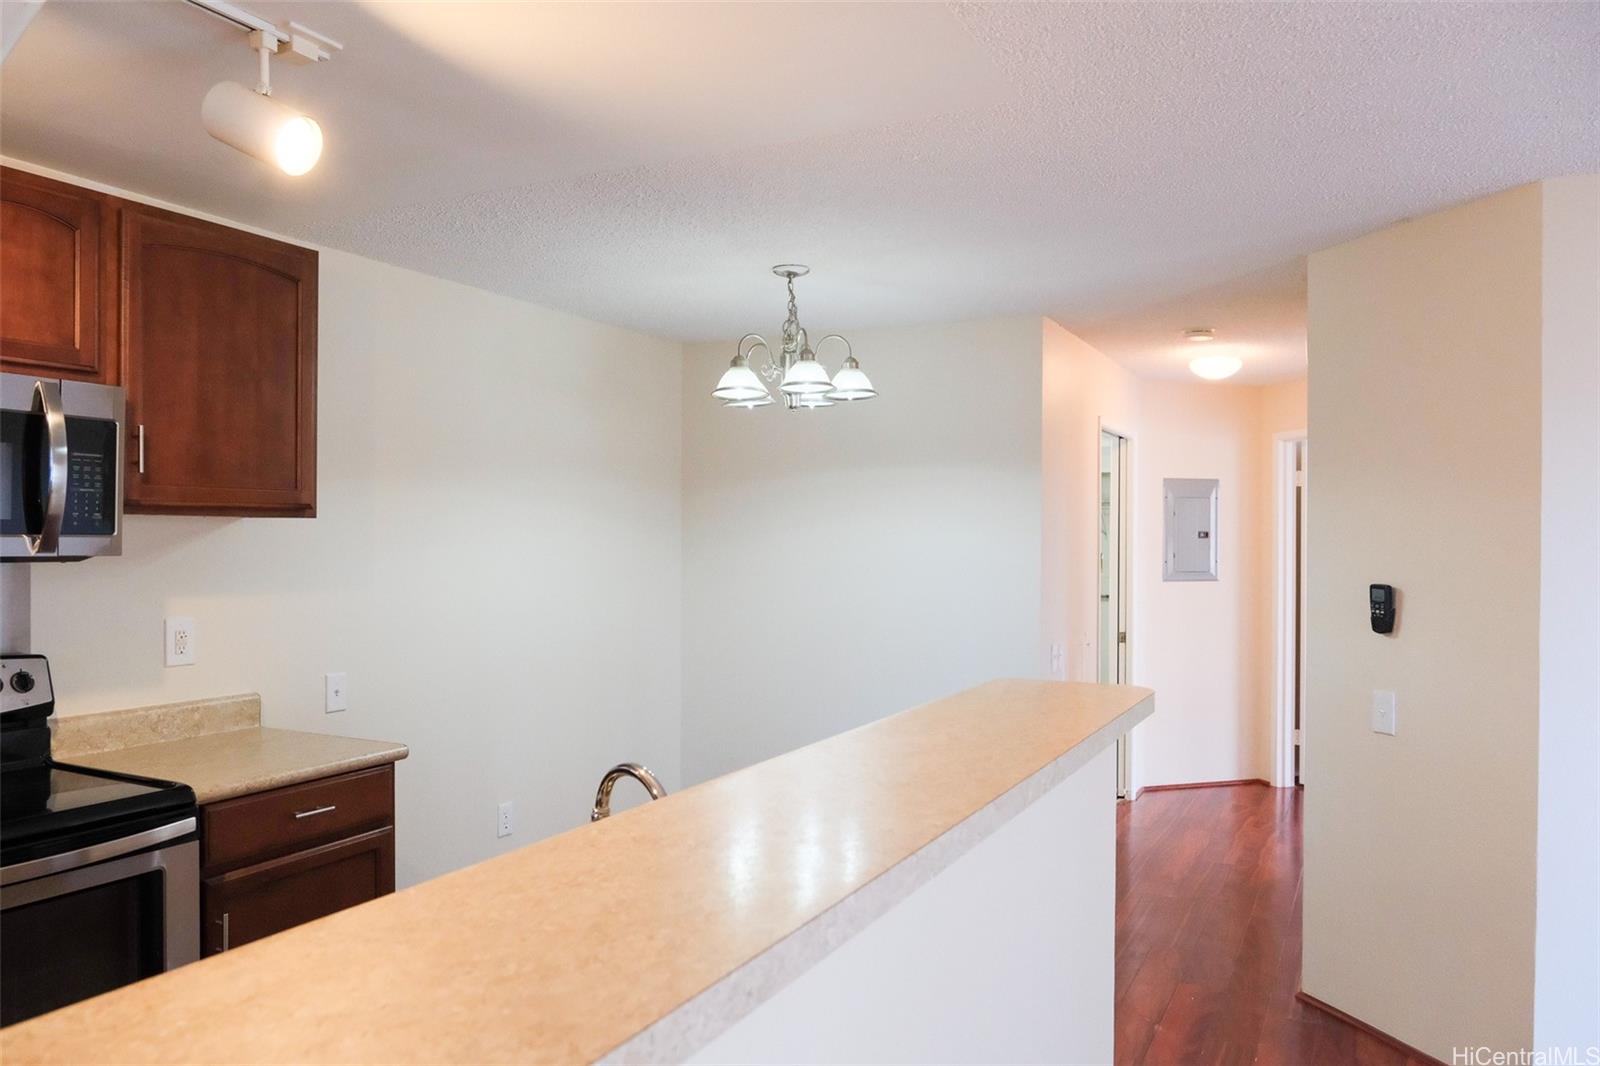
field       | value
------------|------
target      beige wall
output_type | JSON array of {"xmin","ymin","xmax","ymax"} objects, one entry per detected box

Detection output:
[
  {"xmin": 680, "ymin": 317, "xmax": 1045, "ymax": 784},
  {"xmin": 1127, "ymin": 380, "xmax": 1304, "ymax": 791},
  {"xmin": 15, "ymin": 165, "xmax": 685, "ymax": 889},
  {"xmin": 1041, "ymin": 319, "xmax": 1140, "ymax": 686},
  {"xmin": 1304, "ymin": 183, "xmax": 1545, "ymax": 1055}
]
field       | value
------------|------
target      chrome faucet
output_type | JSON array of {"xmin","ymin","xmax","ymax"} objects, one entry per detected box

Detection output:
[{"xmin": 591, "ymin": 762, "xmax": 667, "ymax": 822}]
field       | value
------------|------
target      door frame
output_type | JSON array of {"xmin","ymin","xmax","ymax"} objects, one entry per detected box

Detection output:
[
  {"xmin": 1097, "ymin": 418, "xmax": 1134, "ymax": 797},
  {"xmin": 1272, "ymin": 431, "xmax": 1308, "ymax": 788}
]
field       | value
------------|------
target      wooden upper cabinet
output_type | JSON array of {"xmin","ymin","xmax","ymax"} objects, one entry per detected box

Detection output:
[
  {"xmin": 121, "ymin": 202, "xmax": 317, "ymax": 516},
  {"xmin": 0, "ymin": 167, "xmax": 117, "ymax": 382}
]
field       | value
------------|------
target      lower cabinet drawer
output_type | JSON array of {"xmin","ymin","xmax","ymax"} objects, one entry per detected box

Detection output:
[
  {"xmin": 202, "ymin": 765, "xmax": 394, "ymax": 872},
  {"xmin": 202, "ymin": 826, "xmax": 395, "ymax": 955}
]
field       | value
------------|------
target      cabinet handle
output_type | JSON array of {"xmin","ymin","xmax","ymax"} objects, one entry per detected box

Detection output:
[
  {"xmin": 293, "ymin": 804, "xmax": 337, "ymax": 819},
  {"xmin": 218, "ymin": 912, "xmax": 230, "ymax": 952},
  {"xmin": 23, "ymin": 380, "xmax": 69, "ymax": 556},
  {"xmin": 137, "ymin": 424, "xmax": 146, "ymax": 475}
]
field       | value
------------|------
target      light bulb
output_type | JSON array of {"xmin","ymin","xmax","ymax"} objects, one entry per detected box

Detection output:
[
  {"xmin": 273, "ymin": 115, "xmax": 324, "ymax": 176},
  {"xmin": 203, "ymin": 81, "xmax": 324, "ymax": 176}
]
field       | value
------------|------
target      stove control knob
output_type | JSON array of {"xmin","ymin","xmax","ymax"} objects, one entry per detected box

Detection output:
[{"xmin": 10, "ymin": 670, "xmax": 34, "ymax": 694}]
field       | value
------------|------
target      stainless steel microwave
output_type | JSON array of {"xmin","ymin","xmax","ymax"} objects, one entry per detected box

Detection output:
[{"xmin": 1, "ymin": 373, "xmax": 124, "ymax": 560}]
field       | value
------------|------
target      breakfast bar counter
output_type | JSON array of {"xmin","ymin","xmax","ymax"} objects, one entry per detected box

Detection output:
[{"xmin": 1, "ymin": 679, "xmax": 1152, "ymax": 1065}]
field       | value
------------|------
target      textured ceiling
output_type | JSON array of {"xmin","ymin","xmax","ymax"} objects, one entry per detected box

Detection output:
[{"xmin": 3, "ymin": 2, "xmax": 1596, "ymax": 382}]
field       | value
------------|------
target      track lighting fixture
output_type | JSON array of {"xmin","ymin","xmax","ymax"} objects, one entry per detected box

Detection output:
[{"xmin": 188, "ymin": 1, "xmax": 340, "ymax": 176}]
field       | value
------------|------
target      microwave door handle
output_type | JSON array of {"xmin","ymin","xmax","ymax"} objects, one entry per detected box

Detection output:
[{"xmin": 29, "ymin": 380, "xmax": 68, "ymax": 556}]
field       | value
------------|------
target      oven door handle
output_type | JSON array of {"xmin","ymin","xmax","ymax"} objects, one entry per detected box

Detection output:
[
  {"xmin": 27, "ymin": 379, "xmax": 69, "ymax": 557},
  {"xmin": 0, "ymin": 817, "xmax": 196, "ymax": 886}
]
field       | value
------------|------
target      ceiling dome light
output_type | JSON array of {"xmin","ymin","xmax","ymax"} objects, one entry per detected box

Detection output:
[
  {"xmin": 1185, "ymin": 328, "xmax": 1216, "ymax": 344},
  {"xmin": 1189, "ymin": 354, "xmax": 1244, "ymax": 380},
  {"xmin": 203, "ymin": 81, "xmax": 323, "ymax": 175}
]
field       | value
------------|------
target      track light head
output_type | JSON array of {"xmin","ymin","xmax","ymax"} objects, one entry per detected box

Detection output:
[{"xmin": 202, "ymin": 80, "xmax": 323, "ymax": 176}]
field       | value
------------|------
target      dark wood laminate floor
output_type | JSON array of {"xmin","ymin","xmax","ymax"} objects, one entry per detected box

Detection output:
[{"xmin": 1115, "ymin": 784, "xmax": 1434, "ymax": 1066}]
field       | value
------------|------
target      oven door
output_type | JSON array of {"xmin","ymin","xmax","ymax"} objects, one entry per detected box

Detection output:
[
  {"xmin": 0, "ymin": 825, "xmax": 197, "ymax": 1026},
  {"xmin": 1, "ymin": 373, "xmax": 123, "ymax": 561}
]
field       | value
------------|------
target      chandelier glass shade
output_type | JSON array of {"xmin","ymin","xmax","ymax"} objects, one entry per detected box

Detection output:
[
  {"xmin": 711, "ymin": 351, "xmax": 769, "ymax": 401},
  {"xmin": 714, "ymin": 266, "xmax": 877, "ymax": 410}
]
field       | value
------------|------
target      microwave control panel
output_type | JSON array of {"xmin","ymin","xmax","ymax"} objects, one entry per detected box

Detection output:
[{"xmin": 62, "ymin": 417, "xmax": 118, "ymax": 537}]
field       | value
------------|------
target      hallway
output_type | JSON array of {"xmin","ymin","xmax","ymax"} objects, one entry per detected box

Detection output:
[{"xmin": 1115, "ymin": 785, "xmax": 1435, "ymax": 1066}]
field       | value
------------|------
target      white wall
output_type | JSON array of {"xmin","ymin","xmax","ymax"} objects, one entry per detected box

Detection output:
[
  {"xmin": 1534, "ymin": 174, "xmax": 1600, "ymax": 1055},
  {"xmin": 685, "ymin": 312, "xmax": 1304, "ymax": 794},
  {"xmin": 1304, "ymin": 183, "xmax": 1546, "ymax": 1056},
  {"xmin": 17, "ymin": 167, "xmax": 685, "ymax": 889},
  {"xmin": 680, "ymin": 317, "xmax": 1044, "ymax": 784}
]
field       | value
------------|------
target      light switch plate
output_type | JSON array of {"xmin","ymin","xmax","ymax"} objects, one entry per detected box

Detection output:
[
  {"xmin": 1371, "ymin": 690, "xmax": 1397, "ymax": 735},
  {"xmin": 164, "ymin": 617, "xmax": 196, "ymax": 667},
  {"xmin": 324, "ymin": 672, "xmax": 348, "ymax": 713}
]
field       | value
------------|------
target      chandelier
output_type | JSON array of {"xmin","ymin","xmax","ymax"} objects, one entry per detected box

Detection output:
[{"xmin": 711, "ymin": 265, "xmax": 877, "ymax": 410}]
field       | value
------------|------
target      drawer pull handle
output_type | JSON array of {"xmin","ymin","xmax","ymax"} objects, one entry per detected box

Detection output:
[{"xmin": 293, "ymin": 804, "xmax": 338, "ymax": 819}]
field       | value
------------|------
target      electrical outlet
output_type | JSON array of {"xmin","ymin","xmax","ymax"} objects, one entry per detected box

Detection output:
[
  {"xmin": 325, "ymin": 672, "xmax": 348, "ymax": 713},
  {"xmin": 1371, "ymin": 690, "xmax": 1397, "ymax": 736},
  {"xmin": 497, "ymin": 801, "xmax": 514, "ymax": 839},
  {"xmin": 1050, "ymin": 643, "xmax": 1066, "ymax": 680},
  {"xmin": 164, "ymin": 617, "xmax": 196, "ymax": 667}
]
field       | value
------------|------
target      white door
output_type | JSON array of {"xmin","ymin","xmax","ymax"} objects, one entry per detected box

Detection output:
[
  {"xmin": 1295, "ymin": 440, "xmax": 1308, "ymax": 785},
  {"xmin": 1098, "ymin": 429, "xmax": 1131, "ymax": 797}
]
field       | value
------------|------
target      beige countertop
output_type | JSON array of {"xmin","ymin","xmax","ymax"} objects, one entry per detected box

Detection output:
[
  {"xmin": 2, "ymin": 679, "xmax": 1152, "ymax": 1066},
  {"xmin": 67, "ymin": 727, "xmax": 410, "ymax": 804}
]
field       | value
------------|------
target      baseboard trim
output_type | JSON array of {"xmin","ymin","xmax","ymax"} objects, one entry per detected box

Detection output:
[
  {"xmin": 1135, "ymin": 777, "xmax": 1270, "ymax": 799},
  {"xmin": 1295, "ymin": 990, "xmax": 1446, "ymax": 1066}
]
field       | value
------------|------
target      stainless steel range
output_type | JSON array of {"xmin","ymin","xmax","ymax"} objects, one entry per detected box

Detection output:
[{"xmin": 0, "ymin": 655, "xmax": 198, "ymax": 1026}]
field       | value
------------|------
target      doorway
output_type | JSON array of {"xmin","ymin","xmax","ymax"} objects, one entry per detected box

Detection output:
[
  {"xmin": 1272, "ymin": 434, "xmax": 1308, "ymax": 788},
  {"xmin": 1098, "ymin": 426, "xmax": 1132, "ymax": 798}
]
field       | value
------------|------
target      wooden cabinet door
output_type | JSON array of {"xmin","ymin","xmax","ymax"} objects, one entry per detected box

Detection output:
[
  {"xmin": 121, "ymin": 202, "xmax": 316, "ymax": 515},
  {"xmin": 202, "ymin": 827, "xmax": 394, "ymax": 955},
  {"xmin": 0, "ymin": 167, "xmax": 117, "ymax": 382}
]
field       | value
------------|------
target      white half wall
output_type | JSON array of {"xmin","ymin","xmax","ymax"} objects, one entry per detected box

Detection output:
[
  {"xmin": 686, "ymin": 747, "xmax": 1116, "ymax": 1065},
  {"xmin": 17, "ymin": 165, "xmax": 685, "ymax": 889},
  {"xmin": 681, "ymin": 317, "xmax": 1044, "ymax": 784}
]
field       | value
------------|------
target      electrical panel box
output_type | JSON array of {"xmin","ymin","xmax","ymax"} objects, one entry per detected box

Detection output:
[{"xmin": 1163, "ymin": 478, "xmax": 1219, "ymax": 582}]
